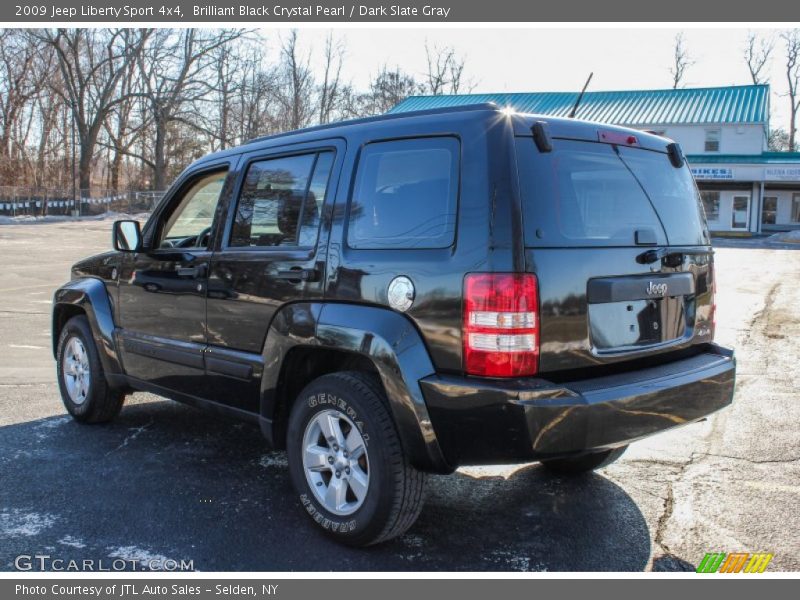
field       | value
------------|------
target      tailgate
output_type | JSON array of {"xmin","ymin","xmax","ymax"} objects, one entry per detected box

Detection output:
[
  {"xmin": 526, "ymin": 247, "xmax": 714, "ymax": 372},
  {"xmin": 515, "ymin": 134, "xmax": 715, "ymax": 374}
]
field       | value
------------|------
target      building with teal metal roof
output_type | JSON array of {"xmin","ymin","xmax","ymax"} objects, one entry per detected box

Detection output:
[
  {"xmin": 390, "ymin": 84, "xmax": 770, "ymax": 126},
  {"xmin": 392, "ymin": 85, "xmax": 800, "ymax": 235}
]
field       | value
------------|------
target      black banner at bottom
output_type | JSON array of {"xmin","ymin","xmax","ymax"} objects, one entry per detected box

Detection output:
[{"xmin": 0, "ymin": 578, "xmax": 790, "ymax": 600}]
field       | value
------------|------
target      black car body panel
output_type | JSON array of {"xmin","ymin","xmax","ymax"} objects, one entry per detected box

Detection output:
[
  {"xmin": 421, "ymin": 344, "xmax": 734, "ymax": 466},
  {"xmin": 52, "ymin": 104, "xmax": 735, "ymax": 474},
  {"xmin": 255, "ymin": 302, "xmax": 449, "ymax": 471},
  {"xmin": 52, "ymin": 275, "xmax": 124, "ymax": 382}
]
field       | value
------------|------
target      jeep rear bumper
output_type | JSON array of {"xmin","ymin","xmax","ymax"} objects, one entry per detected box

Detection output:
[{"xmin": 420, "ymin": 344, "xmax": 735, "ymax": 467}]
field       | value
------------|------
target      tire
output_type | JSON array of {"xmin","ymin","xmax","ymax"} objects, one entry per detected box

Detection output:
[
  {"xmin": 286, "ymin": 371, "xmax": 426, "ymax": 546},
  {"xmin": 56, "ymin": 315, "xmax": 124, "ymax": 423},
  {"xmin": 540, "ymin": 446, "xmax": 627, "ymax": 475}
]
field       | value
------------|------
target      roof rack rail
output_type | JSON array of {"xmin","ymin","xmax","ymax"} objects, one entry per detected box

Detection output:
[{"xmin": 244, "ymin": 102, "xmax": 500, "ymax": 145}]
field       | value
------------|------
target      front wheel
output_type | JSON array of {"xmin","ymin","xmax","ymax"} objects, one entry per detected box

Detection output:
[
  {"xmin": 540, "ymin": 446, "xmax": 627, "ymax": 475},
  {"xmin": 56, "ymin": 315, "xmax": 124, "ymax": 423},
  {"xmin": 286, "ymin": 371, "xmax": 426, "ymax": 546}
]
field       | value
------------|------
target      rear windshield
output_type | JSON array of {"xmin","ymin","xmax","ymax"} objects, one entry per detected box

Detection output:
[{"xmin": 515, "ymin": 138, "xmax": 709, "ymax": 247}]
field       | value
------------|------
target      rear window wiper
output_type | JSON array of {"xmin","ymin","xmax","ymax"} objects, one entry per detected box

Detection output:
[{"xmin": 637, "ymin": 247, "xmax": 712, "ymax": 266}]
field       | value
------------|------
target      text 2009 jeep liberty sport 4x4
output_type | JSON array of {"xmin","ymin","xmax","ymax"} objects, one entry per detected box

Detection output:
[{"xmin": 52, "ymin": 104, "xmax": 735, "ymax": 546}]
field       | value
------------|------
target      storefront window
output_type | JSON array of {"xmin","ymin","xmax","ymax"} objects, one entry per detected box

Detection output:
[
  {"xmin": 701, "ymin": 191, "xmax": 720, "ymax": 221},
  {"xmin": 762, "ymin": 197, "xmax": 778, "ymax": 225},
  {"xmin": 792, "ymin": 194, "xmax": 800, "ymax": 222}
]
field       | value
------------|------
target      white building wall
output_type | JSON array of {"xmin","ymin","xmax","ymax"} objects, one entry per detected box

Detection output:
[{"xmin": 636, "ymin": 123, "xmax": 766, "ymax": 155}]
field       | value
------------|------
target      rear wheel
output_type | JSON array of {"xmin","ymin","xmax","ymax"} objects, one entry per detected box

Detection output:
[
  {"xmin": 56, "ymin": 315, "xmax": 124, "ymax": 423},
  {"xmin": 287, "ymin": 371, "xmax": 426, "ymax": 546},
  {"xmin": 540, "ymin": 446, "xmax": 627, "ymax": 475}
]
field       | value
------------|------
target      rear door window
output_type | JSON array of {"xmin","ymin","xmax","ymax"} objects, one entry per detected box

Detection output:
[
  {"xmin": 347, "ymin": 137, "xmax": 459, "ymax": 249},
  {"xmin": 516, "ymin": 138, "xmax": 708, "ymax": 247},
  {"xmin": 229, "ymin": 151, "xmax": 333, "ymax": 248}
]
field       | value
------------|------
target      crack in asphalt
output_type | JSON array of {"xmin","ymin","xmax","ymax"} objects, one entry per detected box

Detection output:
[
  {"xmin": 652, "ymin": 279, "xmax": 788, "ymax": 562},
  {"xmin": 652, "ymin": 451, "xmax": 702, "ymax": 555},
  {"xmin": 704, "ymin": 452, "xmax": 800, "ymax": 465},
  {"xmin": 105, "ymin": 420, "xmax": 154, "ymax": 456}
]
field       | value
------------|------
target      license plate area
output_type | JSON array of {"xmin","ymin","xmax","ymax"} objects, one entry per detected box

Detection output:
[
  {"xmin": 589, "ymin": 298, "xmax": 688, "ymax": 350},
  {"xmin": 587, "ymin": 274, "xmax": 694, "ymax": 353}
]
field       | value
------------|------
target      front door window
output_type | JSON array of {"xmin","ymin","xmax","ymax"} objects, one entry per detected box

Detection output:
[{"xmin": 160, "ymin": 171, "xmax": 227, "ymax": 248}]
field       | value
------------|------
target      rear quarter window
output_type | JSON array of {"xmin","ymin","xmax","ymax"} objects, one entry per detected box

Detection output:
[{"xmin": 347, "ymin": 137, "xmax": 459, "ymax": 249}]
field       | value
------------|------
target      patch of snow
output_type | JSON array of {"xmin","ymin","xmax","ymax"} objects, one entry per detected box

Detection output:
[
  {"xmin": 401, "ymin": 534, "xmax": 425, "ymax": 548},
  {"xmin": 489, "ymin": 550, "xmax": 543, "ymax": 572},
  {"xmin": 767, "ymin": 230, "xmax": 800, "ymax": 244},
  {"xmin": 107, "ymin": 546, "xmax": 175, "ymax": 570},
  {"xmin": 0, "ymin": 212, "xmax": 148, "ymax": 226},
  {"xmin": 35, "ymin": 416, "xmax": 72, "ymax": 429},
  {"xmin": 58, "ymin": 535, "xmax": 87, "ymax": 548},
  {"xmin": 0, "ymin": 510, "xmax": 56, "ymax": 537},
  {"xmin": 258, "ymin": 453, "xmax": 288, "ymax": 469}
]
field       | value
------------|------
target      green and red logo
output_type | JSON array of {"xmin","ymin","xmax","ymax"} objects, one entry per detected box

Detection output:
[{"xmin": 696, "ymin": 552, "xmax": 773, "ymax": 573}]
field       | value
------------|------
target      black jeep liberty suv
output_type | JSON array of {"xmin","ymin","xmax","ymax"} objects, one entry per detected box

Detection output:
[{"xmin": 52, "ymin": 104, "xmax": 736, "ymax": 546}]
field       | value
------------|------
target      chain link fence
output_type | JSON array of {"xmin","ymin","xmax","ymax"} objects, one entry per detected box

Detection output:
[{"xmin": 0, "ymin": 187, "xmax": 165, "ymax": 219}]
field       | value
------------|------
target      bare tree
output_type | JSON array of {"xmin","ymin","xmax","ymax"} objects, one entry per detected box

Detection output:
[
  {"xmin": 360, "ymin": 66, "xmax": 421, "ymax": 115},
  {"xmin": 274, "ymin": 30, "xmax": 315, "ymax": 131},
  {"xmin": 233, "ymin": 46, "xmax": 279, "ymax": 142},
  {"xmin": 0, "ymin": 30, "xmax": 41, "ymax": 184},
  {"xmin": 36, "ymin": 28, "xmax": 149, "ymax": 195},
  {"xmin": 206, "ymin": 40, "xmax": 245, "ymax": 150},
  {"xmin": 318, "ymin": 32, "xmax": 345, "ymax": 124},
  {"xmin": 3, "ymin": 28, "xmax": 481, "ymax": 195},
  {"xmin": 782, "ymin": 30, "xmax": 800, "ymax": 152},
  {"xmin": 424, "ymin": 42, "xmax": 469, "ymax": 95},
  {"xmin": 135, "ymin": 28, "xmax": 245, "ymax": 189},
  {"xmin": 769, "ymin": 127, "xmax": 791, "ymax": 151},
  {"xmin": 102, "ymin": 45, "xmax": 151, "ymax": 193},
  {"xmin": 32, "ymin": 47, "xmax": 65, "ymax": 193},
  {"xmin": 670, "ymin": 32, "xmax": 694, "ymax": 89},
  {"xmin": 745, "ymin": 32, "xmax": 774, "ymax": 85}
]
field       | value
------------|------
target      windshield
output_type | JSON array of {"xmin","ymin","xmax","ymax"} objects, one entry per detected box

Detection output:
[{"xmin": 515, "ymin": 137, "xmax": 710, "ymax": 247}]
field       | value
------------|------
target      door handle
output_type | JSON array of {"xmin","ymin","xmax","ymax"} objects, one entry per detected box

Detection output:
[
  {"xmin": 177, "ymin": 264, "xmax": 206, "ymax": 278},
  {"xmin": 275, "ymin": 267, "xmax": 318, "ymax": 282}
]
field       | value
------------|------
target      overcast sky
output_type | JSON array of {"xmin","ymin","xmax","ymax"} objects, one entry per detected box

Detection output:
[{"xmin": 260, "ymin": 27, "xmax": 796, "ymax": 129}]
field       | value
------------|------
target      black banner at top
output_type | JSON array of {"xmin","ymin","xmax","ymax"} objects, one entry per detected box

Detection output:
[{"xmin": 3, "ymin": 0, "xmax": 800, "ymax": 23}]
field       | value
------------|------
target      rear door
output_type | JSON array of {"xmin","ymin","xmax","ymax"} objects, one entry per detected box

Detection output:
[
  {"xmin": 515, "ymin": 135, "xmax": 715, "ymax": 374},
  {"xmin": 203, "ymin": 140, "xmax": 343, "ymax": 412}
]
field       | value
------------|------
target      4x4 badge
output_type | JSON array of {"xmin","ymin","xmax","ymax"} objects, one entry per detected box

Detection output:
[
  {"xmin": 388, "ymin": 276, "xmax": 415, "ymax": 312},
  {"xmin": 647, "ymin": 281, "xmax": 668, "ymax": 296}
]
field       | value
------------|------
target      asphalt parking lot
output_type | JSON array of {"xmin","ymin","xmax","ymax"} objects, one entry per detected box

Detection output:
[{"xmin": 1, "ymin": 219, "xmax": 798, "ymax": 571}]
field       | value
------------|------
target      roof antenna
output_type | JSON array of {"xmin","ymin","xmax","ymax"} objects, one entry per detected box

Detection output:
[{"xmin": 568, "ymin": 72, "xmax": 594, "ymax": 119}]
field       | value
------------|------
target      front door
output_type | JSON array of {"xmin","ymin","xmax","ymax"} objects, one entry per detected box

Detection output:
[
  {"xmin": 732, "ymin": 196, "xmax": 750, "ymax": 230},
  {"xmin": 203, "ymin": 143, "xmax": 342, "ymax": 412},
  {"xmin": 117, "ymin": 166, "xmax": 230, "ymax": 397}
]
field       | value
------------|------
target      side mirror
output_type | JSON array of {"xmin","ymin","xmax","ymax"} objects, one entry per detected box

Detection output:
[{"xmin": 113, "ymin": 220, "xmax": 143, "ymax": 252}]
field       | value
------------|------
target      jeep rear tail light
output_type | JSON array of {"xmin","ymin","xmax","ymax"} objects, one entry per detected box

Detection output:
[{"xmin": 463, "ymin": 273, "xmax": 539, "ymax": 378}]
